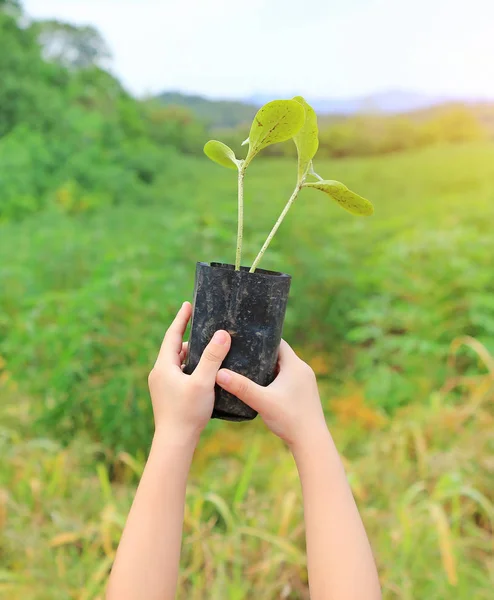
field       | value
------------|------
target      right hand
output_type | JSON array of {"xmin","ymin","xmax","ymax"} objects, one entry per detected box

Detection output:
[
  {"xmin": 148, "ymin": 302, "xmax": 232, "ymax": 445},
  {"xmin": 216, "ymin": 340, "xmax": 328, "ymax": 449}
]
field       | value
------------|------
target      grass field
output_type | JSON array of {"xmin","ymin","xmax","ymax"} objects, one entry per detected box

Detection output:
[{"xmin": 1, "ymin": 142, "xmax": 494, "ymax": 598}]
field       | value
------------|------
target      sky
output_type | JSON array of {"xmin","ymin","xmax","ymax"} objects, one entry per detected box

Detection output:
[{"xmin": 23, "ymin": 0, "xmax": 494, "ymax": 101}]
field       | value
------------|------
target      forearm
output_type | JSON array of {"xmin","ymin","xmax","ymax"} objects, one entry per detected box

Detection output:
[
  {"xmin": 107, "ymin": 430, "xmax": 197, "ymax": 600},
  {"xmin": 292, "ymin": 427, "xmax": 381, "ymax": 600}
]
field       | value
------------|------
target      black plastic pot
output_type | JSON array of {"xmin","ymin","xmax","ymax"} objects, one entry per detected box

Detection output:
[{"xmin": 183, "ymin": 262, "xmax": 291, "ymax": 421}]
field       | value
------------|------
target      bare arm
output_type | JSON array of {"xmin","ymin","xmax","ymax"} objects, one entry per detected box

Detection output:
[
  {"xmin": 106, "ymin": 432, "xmax": 195, "ymax": 600},
  {"xmin": 216, "ymin": 341, "xmax": 381, "ymax": 600},
  {"xmin": 107, "ymin": 302, "xmax": 231, "ymax": 600},
  {"xmin": 292, "ymin": 428, "xmax": 381, "ymax": 599}
]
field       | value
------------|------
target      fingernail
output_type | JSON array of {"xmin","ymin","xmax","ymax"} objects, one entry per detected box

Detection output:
[
  {"xmin": 217, "ymin": 370, "xmax": 231, "ymax": 385},
  {"xmin": 212, "ymin": 330, "xmax": 228, "ymax": 345}
]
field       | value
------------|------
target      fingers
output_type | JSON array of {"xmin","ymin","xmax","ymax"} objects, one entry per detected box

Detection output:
[
  {"xmin": 216, "ymin": 369, "xmax": 268, "ymax": 412},
  {"xmin": 278, "ymin": 339, "xmax": 299, "ymax": 367},
  {"xmin": 279, "ymin": 338, "xmax": 296, "ymax": 359},
  {"xmin": 155, "ymin": 302, "xmax": 192, "ymax": 368},
  {"xmin": 192, "ymin": 330, "xmax": 231, "ymax": 386},
  {"xmin": 179, "ymin": 342, "xmax": 188, "ymax": 364}
]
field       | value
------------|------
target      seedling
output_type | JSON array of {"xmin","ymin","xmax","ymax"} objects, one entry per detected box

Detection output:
[{"xmin": 204, "ymin": 97, "xmax": 374, "ymax": 272}]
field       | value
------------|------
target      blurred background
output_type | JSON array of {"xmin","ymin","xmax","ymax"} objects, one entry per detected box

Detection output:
[{"xmin": 1, "ymin": 0, "xmax": 493, "ymax": 598}]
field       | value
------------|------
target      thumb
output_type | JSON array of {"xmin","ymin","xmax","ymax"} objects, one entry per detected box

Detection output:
[
  {"xmin": 216, "ymin": 369, "xmax": 268, "ymax": 412},
  {"xmin": 192, "ymin": 330, "xmax": 231, "ymax": 385}
]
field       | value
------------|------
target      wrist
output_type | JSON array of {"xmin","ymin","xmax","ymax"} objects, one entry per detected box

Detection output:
[
  {"xmin": 146, "ymin": 427, "xmax": 198, "ymax": 487},
  {"xmin": 288, "ymin": 421, "xmax": 332, "ymax": 458},
  {"xmin": 153, "ymin": 422, "xmax": 201, "ymax": 452}
]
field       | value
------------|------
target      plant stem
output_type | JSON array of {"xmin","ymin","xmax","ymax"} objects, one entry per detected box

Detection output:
[
  {"xmin": 250, "ymin": 183, "xmax": 302, "ymax": 273},
  {"xmin": 235, "ymin": 168, "xmax": 245, "ymax": 271}
]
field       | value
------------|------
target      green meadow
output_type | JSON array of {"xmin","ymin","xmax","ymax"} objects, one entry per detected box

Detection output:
[{"xmin": 2, "ymin": 142, "xmax": 494, "ymax": 598}]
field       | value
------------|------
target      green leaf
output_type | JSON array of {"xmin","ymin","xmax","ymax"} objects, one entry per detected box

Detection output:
[
  {"xmin": 292, "ymin": 96, "xmax": 319, "ymax": 181},
  {"xmin": 304, "ymin": 180, "xmax": 374, "ymax": 216},
  {"xmin": 246, "ymin": 100, "xmax": 304, "ymax": 164},
  {"xmin": 204, "ymin": 140, "xmax": 239, "ymax": 170}
]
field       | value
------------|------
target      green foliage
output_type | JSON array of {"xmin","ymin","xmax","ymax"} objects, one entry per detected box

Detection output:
[
  {"xmin": 317, "ymin": 106, "xmax": 489, "ymax": 158},
  {"xmin": 157, "ymin": 91, "xmax": 258, "ymax": 128},
  {"xmin": 245, "ymin": 99, "xmax": 305, "ymax": 166},
  {"xmin": 418, "ymin": 105, "xmax": 486, "ymax": 145},
  {"xmin": 142, "ymin": 101, "xmax": 208, "ymax": 154},
  {"xmin": 2, "ymin": 143, "xmax": 494, "ymax": 450},
  {"xmin": 0, "ymin": 111, "xmax": 185, "ymax": 222},
  {"xmin": 303, "ymin": 180, "xmax": 374, "ymax": 216},
  {"xmin": 0, "ymin": 11, "xmax": 208, "ymax": 223},
  {"xmin": 248, "ymin": 98, "xmax": 373, "ymax": 272},
  {"xmin": 0, "ymin": 0, "xmax": 21, "ymax": 11},
  {"xmin": 0, "ymin": 9, "xmax": 63, "ymax": 138},
  {"xmin": 292, "ymin": 96, "xmax": 319, "ymax": 181},
  {"xmin": 30, "ymin": 19, "xmax": 112, "ymax": 69},
  {"xmin": 204, "ymin": 98, "xmax": 308, "ymax": 271},
  {"xmin": 204, "ymin": 140, "xmax": 239, "ymax": 170}
]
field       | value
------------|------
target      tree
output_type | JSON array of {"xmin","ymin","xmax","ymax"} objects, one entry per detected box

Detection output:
[
  {"xmin": 0, "ymin": 9, "xmax": 58, "ymax": 137},
  {"xmin": 30, "ymin": 20, "xmax": 112, "ymax": 69},
  {"xmin": 142, "ymin": 102, "xmax": 207, "ymax": 153},
  {"xmin": 0, "ymin": 0, "xmax": 21, "ymax": 14}
]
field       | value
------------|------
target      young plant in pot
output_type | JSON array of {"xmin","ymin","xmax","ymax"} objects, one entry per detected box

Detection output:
[{"xmin": 184, "ymin": 97, "xmax": 374, "ymax": 422}]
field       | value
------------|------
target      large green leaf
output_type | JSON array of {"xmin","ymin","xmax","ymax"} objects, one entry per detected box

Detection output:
[
  {"xmin": 304, "ymin": 180, "xmax": 374, "ymax": 216},
  {"xmin": 292, "ymin": 96, "xmax": 319, "ymax": 182},
  {"xmin": 203, "ymin": 140, "xmax": 239, "ymax": 170},
  {"xmin": 245, "ymin": 100, "xmax": 304, "ymax": 164}
]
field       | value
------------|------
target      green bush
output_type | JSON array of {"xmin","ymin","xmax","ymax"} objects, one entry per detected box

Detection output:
[
  {"xmin": 213, "ymin": 106, "xmax": 490, "ymax": 161},
  {"xmin": 0, "ymin": 5, "xmax": 208, "ymax": 223}
]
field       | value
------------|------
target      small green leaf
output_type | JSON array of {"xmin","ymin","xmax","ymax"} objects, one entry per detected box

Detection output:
[
  {"xmin": 304, "ymin": 180, "xmax": 374, "ymax": 216},
  {"xmin": 204, "ymin": 140, "xmax": 239, "ymax": 170},
  {"xmin": 246, "ymin": 100, "xmax": 304, "ymax": 164},
  {"xmin": 293, "ymin": 96, "xmax": 319, "ymax": 182}
]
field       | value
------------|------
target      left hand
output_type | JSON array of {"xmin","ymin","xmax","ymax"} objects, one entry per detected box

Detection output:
[{"xmin": 148, "ymin": 301, "xmax": 231, "ymax": 443}]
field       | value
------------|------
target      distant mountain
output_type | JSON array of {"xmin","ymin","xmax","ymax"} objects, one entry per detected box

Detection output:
[
  {"xmin": 247, "ymin": 90, "xmax": 456, "ymax": 115},
  {"xmin": 157, "ymin": 92, "xmax": 257, "ymax": 128},
  {"xmin": 157, "ymin": 90, "xmax": 494, "ymax": 129}
]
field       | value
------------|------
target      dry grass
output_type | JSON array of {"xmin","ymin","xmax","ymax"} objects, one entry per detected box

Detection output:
[{"xmin": 1, "ymin": 338, "xmax": 493, "ymax": 599}]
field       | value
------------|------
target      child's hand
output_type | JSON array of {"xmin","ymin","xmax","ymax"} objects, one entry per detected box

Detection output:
[
  {"xmin": 216, "ymin": 340, "xmax": 327, "ymax": 450},
  {"xmin": 148, "ymin": 302, "xmax": 231, "ymax": 443}
]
